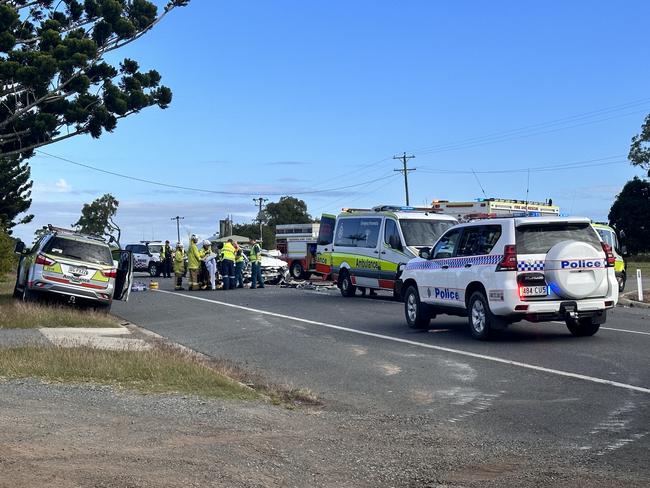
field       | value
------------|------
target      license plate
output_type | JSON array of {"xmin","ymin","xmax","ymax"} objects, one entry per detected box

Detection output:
[
  {"xmin": 520, "ymin": 285, "xmax": 548, "ymax": 297},
  {"xmin": 69, "ymin": 266, "xmax": 88, "ymax": 276}
]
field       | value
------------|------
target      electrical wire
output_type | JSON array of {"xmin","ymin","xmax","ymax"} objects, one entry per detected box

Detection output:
[
  {"xmin": 35, "ymin": 150, "xmax": 401, "ymax": 196},
  {"xmin": 408, "ymin": 98, "xmax": 650, "ymax": 155},
  {"xmin": 416, "ymin": 155, "xmax": 627, "ymax": 174}
]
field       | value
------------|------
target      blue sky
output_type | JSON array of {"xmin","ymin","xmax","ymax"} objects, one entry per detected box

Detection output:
[{"xmin": 18, "ymin": 0, "xmax": 650, "ymax": 244}]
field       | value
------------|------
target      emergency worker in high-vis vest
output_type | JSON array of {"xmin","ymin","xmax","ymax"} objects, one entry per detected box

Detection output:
[
  {"xmin": 173, "ymin": 242, "xmax": 185, "ymax": 290},
  {"xmin": 249, "ymin": 238, "xmax": 264, "ymax": 289},
  {"xmin": 187, "ymin": 235, "xmax": 201, "ymax": 290},
  {"xmin": 234, "ymin": 246, "xmax": 246, "ymax": 288},
  {"xmin": 221, "ymin": 238, "xmax": 236, "ymax": 290}
]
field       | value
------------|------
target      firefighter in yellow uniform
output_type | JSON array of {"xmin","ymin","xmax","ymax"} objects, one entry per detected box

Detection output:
[
  {"xmin": 221, "ymin": 238, "xmax": 236, "ymax": 290},
  {"xmin": 173, "ymin": 242, "xmax": 185, "ymax": 290},
  {"xmin": 234, "ymin": 245, "xmax": 246, "ymax": 288},
  {"xmin": 187, "ymin": 235, "xmax": 201, "ymax": 291}
]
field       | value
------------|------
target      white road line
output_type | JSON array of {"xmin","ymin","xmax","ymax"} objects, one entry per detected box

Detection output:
[
  {"xmin": 155, "ymin": 290, "xmax": 650, "ymax": 394},
  {"xmin": 551, "ymin": 321, "xmax": 650, "ymax": 336}
]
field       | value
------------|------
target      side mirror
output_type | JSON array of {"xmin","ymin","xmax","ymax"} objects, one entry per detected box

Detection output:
[
  {"xmin": 388, "ymin": 235, "xmax": 402, "ymax": 251},
  {"xmin": 418, "ymin": 248, "xmax": 431, "ymax": 260},
  {"xmin": 14, "ymin": 241, "xmax": 25, "ymax": 254}
]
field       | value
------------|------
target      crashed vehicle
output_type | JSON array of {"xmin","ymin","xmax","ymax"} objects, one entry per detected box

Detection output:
[{"xmin": 243, "ymin": 249, "xmax": 289, "ymax": 284}]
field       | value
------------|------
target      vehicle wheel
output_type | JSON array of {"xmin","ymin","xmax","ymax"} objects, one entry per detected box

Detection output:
[
  {"xmin": 22, "ymin": 286, "xmax": 37, "ymax": 303},
  {"xmin": 339, "ymin": 270, "xmax": 356, "ymax": 297},
  {"xmin": 404, "ymin": 285, "xmax": 431, "ymax": 329},
  {"xmin": 148, "ymin": 262, "xmax": 160, "ymax": 277},
  {"xmin": 566, "ymin": 317, "xmax": 600, "ymax": 337},
  {"xmin": 617, "ymin": 271, "xmax": 626, "ymax": 293},
  {"xmin": 467, "ymin": 291, "xmax": 499, "ymax": 340},
  {"xmin": 290, "ymin": 261, "xmax": 304, "ymax": 280}
]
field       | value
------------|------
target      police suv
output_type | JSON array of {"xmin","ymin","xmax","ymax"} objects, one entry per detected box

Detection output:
[{"xmin": 397, "ymin": 216, "xmax": 618, "ymax": 339}]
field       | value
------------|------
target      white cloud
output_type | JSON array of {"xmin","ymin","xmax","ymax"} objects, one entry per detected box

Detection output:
[{"xmin": 33, "ymin": 178, "xmax": 72, "ymax": 194}]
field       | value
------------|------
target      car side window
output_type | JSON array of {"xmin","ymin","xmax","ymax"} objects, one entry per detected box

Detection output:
[
  {"xmin": 432, "ymin": 229, "xmax": 461, "ymax": 259},
  {"xmin": 456, "ymin": 226, "xmax": 483, "ymax": 257},
  {"xmin": 456, "ymin": 225, "xmax": 502, "ymax": 257},
  {"xmin": 384, "ymin": 219, "xmax": 400, "ymax": 248}
]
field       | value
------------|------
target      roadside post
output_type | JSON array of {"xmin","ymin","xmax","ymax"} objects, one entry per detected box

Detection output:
[{"xmin": 638, "ymin": 269, "xmax": 644, "ymax": 302}]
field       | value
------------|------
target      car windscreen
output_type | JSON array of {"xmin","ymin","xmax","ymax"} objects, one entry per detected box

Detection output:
[
  {"xmin": 399, "ymin": 219, "xmax": 455, "ymax": 247},
  {"xmin": 515, "ymin": 222, "xmax": 601, "ymax": 254},
  {"xmin": 43, "ymin": 237, "xmax": 113, "ymax": 266},
  {"xmin": 148, "ymin": 244, "xmax": 162, "ymax": 254}
]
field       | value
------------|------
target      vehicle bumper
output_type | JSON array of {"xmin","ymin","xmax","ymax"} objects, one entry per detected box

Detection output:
[{"xmin": 29, "ymin": 280, "xmax": 112, "ymax": 303}]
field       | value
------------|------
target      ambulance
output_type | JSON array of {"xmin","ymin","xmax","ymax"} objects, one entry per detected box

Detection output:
[
  {"xmin": 316, "ymin": 206, "xmax": 457, "ymax": 297},
  {"xmin": 591, "ymin": 223, "xmax": 627, "ymax": 292}
]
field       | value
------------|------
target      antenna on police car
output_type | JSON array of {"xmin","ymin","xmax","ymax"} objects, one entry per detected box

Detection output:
[
  {"xmin": 524, "ymin": 168, "xmax": 531, "ymax": 212},
  {"xmin": 471, "ymin": 168, "xmax": 488, "ymax": 199}
]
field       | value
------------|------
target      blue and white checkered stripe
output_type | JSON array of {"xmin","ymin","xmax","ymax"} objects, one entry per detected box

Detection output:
[
  {"xmin": 406, "ymin": 254, "xmax": 502, "ymax": 271},
  {"xmin": 517, "ymin": 260, "xmax": 545, "ymax": 271}
]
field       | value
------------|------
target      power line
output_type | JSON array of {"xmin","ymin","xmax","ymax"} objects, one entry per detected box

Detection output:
[
  {"xmin": 393, "ymin": 152, "xmax": 416, "ymax": 206},
  {"xmin": 417, "ymin": 155, "xmax": 627, "ymax": 175},
  {"xmin": 35, "ymin": 150, "xmax": 402, "ymax": 196},
  {"xmin": 407, "ymin": 98, "xmax": 650, "ymax": 155}
]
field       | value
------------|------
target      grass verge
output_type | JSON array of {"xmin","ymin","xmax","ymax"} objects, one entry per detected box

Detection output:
[
  {"xmin": 627, "ymin": 261, "xmax": 650, "ymax": 278},
  {"xmin": 0, "ymin": 276, "xmax": 117, "ymax": 329},
  {"xmin": 0, "ymin": 343, "xmax": 259, "ymax": 400}
]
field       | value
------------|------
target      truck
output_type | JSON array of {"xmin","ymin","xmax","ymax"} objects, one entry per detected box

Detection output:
[
  {"xmin": 431, "ymin": 198, "xmax": 560, "ymax": 221},
  {"xmin": 275, "ymin": 223, "xmax": 321, "ymax": 279}
]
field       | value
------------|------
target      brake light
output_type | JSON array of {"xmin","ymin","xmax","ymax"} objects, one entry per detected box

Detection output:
[
  {"xmin": 496, "ymin": 245, "xmax": 517, "ymax": 271},
  {"xmin": 101, "ymin": 269, "xmax": 117, "ymax": 278},
  {"xmin": 601, "ymin": 242, "xmax": 616, "ymax": 267},
  {"xmin": 35, "ymin": 254, "xmax": 56, "ymax": 266}
]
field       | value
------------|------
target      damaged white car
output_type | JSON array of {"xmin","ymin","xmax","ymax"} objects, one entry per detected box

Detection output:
[{"xmin": 244, "ymin": 250, "xmax": 289, "ymax": 285}]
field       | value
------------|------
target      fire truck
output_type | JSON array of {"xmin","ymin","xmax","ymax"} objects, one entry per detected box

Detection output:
[
  {"xmin": 431, "ymin": 198, "xmax": 560, "ymax": 221},
  {"xmin": 275, "ymin": 223, "xmax": 321, "ymax": 279}
]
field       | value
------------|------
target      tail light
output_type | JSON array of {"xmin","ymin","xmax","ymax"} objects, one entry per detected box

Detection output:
[
  {"xmin": 101, "ymin": 269, "xmax": 117, "ymax": 278},
  {"xmin": 496, "ymin": 245, "xmax": 517, "ymax": 271},
  {"xmin": 601, "ymin": 242, "xmax": 616, "ymax": 267},
  {"xmin": 35, "ymin": 254, "xmax": 56, "ymax": 266}
]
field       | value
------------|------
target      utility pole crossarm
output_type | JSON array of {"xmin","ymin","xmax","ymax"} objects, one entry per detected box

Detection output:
[{"xmin": 393, "ymin": 152, "xmax": 416, "ymax": 206}]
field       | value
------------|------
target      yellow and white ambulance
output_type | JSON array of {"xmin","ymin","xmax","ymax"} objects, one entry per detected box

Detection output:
[
  {"xmin": 591, "ymin": 222, "xmax": 627, "ymax": 292},
  {"xmin": 316, "ymin": 206, "xmax": 457, "ymax": 297}
]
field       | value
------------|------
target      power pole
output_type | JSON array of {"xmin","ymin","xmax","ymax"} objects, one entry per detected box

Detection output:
[
  {"xmin": 393, "ymin": 152, "xmax": 416, "ymax": 206},
  {"xmin": 171, "ymin": 216, "xmax": 184, "ymax": 243},
  {"xmin": 252, "ymin": 197, "xmax": 268, "ymax": 243}
]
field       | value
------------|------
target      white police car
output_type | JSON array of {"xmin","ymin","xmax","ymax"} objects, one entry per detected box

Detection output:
[{"xmin": 397, "ymin": 216, "xmax": 618, "ymax": 339}]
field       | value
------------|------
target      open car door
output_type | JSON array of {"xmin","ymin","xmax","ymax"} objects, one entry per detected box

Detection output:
[
  {"xmin": 315, "ymin": 213, "xmax": 336, "ymax": 277},
  {"xmin": 112, "ymin": 250, "xmax": 134, "ymax": 301}
]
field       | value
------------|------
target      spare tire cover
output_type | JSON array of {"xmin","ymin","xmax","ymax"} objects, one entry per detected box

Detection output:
[{"xmin": 544, "ymin": 240, "xmax": 606, "ymax": 299}]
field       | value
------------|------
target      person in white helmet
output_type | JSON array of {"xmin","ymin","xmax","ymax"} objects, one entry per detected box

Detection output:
[
  {"xmin": 173, "ymin": 242, "xmax": 185, "ymax": 290},
  {"xmin": 201, "ymin": 240, "xmax": 217, "ymax": 290}
]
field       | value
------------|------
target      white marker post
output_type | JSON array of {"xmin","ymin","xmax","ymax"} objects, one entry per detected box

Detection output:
[{"xmin": 638, "ymin": 269, "xmax": 644, "ymax": 302}]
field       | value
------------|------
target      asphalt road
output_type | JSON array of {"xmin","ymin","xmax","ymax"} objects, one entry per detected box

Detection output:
[{"xmin": 114, "ymin": 278, "xmax": 650, "ymax": 483}]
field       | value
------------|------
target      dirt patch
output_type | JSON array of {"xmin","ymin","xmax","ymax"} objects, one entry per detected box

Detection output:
[{"xmin": 0, "ymin": 381, "xmax": 647, "ymax": 488}]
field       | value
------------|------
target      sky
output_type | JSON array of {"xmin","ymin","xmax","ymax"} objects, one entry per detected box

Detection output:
[{"xmin": 15, "ymin": 0, "xmax": 650, "ymax": 245}]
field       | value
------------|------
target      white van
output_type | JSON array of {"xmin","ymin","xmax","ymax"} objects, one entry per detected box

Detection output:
[{"xmin": 316, "ymin": 206, "xmax": 457, "ymax": 297}]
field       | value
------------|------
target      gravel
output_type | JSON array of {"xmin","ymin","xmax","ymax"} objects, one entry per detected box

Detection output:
[{"xmin": 0, "ymin": 379, "xmax": 647, "ymax": 488}]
